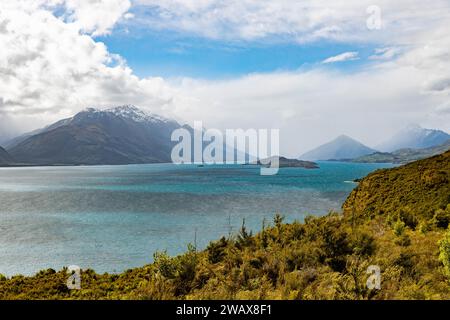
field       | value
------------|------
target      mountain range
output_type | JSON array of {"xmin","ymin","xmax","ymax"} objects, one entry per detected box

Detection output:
[
  {"xmin": 299, "ymin": 125, "xmax": 449, "ymax": 162},
  {"xmin": 376, "ymin": 124, "xmax": 450, "ymax": 152},
  {"xmin": 299, "ymin": 135, "xmax": 376, "ymax": 161},
  {"xmin": 351, "ymin": 139, "xmax": 450, "ymax": 164},
  {"xmin": 2, "ymin": 106, "xmax": 449, "ymax": 166}
]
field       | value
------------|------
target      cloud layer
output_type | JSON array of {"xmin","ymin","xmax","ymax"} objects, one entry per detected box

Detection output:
[{"xmin": 133, "ymin": 0, "xmax": 450, "ymax": 44}]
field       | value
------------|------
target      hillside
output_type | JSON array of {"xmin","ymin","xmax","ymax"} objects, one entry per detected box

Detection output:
[
  {"xmin": 343, "ymin": 150, "xmax": 449, "ymax": 224},
  {"xmin": 0, "ymin": 146, "xmax": 14, "ymax": 165},
  {"xmin": 351, "ymin": 139, "xmax": 450, "ymax": 164},
  {"xmin": 1, "ymin": 152, "xmax": 449, "ymax": 300},
  {"xmin": 300, "ymin": 135, "xmax": 376, "ymax": 161}
]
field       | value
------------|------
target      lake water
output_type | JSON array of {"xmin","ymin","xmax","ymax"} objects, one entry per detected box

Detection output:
[{"xmin": 0, "ymin": 162, "xmax": 393, "ymax": 276}]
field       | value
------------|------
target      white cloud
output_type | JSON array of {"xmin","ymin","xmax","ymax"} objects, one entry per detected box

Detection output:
[
  {"xmin": 132, "ymin": 0, "xmax": 450, "ymax": 44},
  {"xmin": 170, "ymin": 64, "xmax": 446, "ymax": 156},
  {"xmin": 369, "ymin": 47, "xmax": 401, "ymax": 60},
  {"xmin": 0, "ymin": 1, "xmax": 177, "ymax": 134},
  {"xmin": 63, "ymin": 0, "xmax": 132, "ymax": 36},
  {"xmin": 322, "ymin": 51, "xmax": 359, "ymax": 64}
]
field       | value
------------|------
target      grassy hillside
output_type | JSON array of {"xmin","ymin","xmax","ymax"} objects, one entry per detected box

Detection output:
[
  {"xmin": 343, "ymin": 150, "xmax": 449, "ymax": 228},
  {"xmin": 0, "ymin": 152, "xmax": 449, "ymax": 300}
]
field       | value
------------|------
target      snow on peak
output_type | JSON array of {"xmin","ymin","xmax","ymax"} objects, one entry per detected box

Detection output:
[
  {"xmin": 82, "ymin": 105, "xmax": 172, "ymax": 124},
  {"xmin": 106, "ymin": 105, "xmax": 172, "ymax": 123}
]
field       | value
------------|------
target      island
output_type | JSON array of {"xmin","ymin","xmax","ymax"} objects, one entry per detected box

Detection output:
[{"xmin": 253, "ymin": 156, "xmax": 319, "ymax": 169}]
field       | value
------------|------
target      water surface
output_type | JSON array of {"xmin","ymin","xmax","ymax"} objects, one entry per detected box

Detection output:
[{"xmin": 0, "ymin": 162, "xmax": 393, "ymax": 276}]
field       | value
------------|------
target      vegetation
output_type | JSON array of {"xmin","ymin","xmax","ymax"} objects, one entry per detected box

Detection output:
[
  {"xmin": 0, "ymin": 151, "xmax": 449, "ymax": 300},
  {"xmin": 343, "ymin": 150, "xmax": 449, "ymax": 226}
]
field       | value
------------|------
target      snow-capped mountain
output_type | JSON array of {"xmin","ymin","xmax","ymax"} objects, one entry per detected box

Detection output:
[
  {"xmin": 81, "ymin": 105, "xmax": 175, "ymax": 124},
  {"xmin": 376, "ymin": 124, "xmax": 450, "ymax": 152},
  {"xmin": 5, "ymin": 105, "xmax": 177, "ymax": 150},
  {"xmin": 7, "ymin": 106, "xmax": 186, "ymax": 165}
]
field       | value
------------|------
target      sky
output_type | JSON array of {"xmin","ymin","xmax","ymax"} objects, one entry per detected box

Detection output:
[{"xmin": 0, "ymin": 0, "xmax": 449, "ymax": 156}]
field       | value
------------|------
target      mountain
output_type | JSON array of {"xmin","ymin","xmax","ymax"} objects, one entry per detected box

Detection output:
[
  {"xmin": 377, "ymin": 124, "xmax": 450, "ymax": 152},
  {"xmin": 3, "ymin": 118, "xmax": 72, "ymax": 150},
  {"xmin": 7, "ymin": 105, "xmax": 184, "ymax": 165},
  {"xmin": 351, "ymin": 139, "xmax": 450, "ymax": 164},
  {"xmin": 0, "ymin": 146, "xmax": 15, "ymax": 165},
  {"xmin": 299, "ymin": 135, "xmax": 377, "ymax": 161},
  {"xmin": 343, "ymin": 150, "xmax": 449, "ymax": 223}
]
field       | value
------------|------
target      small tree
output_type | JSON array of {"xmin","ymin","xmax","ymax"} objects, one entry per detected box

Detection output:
[
  {"xmin": 439, "ymin": 228, "xmax": 450, "ymax": 279},
  {"xmin": 237, "ymin": 218, "xmax": 253, "ymax": 248},
  {"xmin": 274, "ymin": 213, "xmax": 284, "ymax": 229}
]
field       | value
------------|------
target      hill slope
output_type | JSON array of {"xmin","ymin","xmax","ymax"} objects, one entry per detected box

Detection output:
[
  {"xmin": 300, "ymin": 135, "xmax": 376, "ymax": 161},
  {"xmin": 343, "ymin": 150, "xmax": 450, "ymax": 223},
  {"xmin": 0, "ymin": 146, "xmax": 14, "ymax": 165}
]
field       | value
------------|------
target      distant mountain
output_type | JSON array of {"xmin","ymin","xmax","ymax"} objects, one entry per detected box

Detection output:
[
  {"xmin": 377, "ymin": 124, "xmax": 450, "ymax": 152},
  {"xmin": 351, "ymin": 139, "xmax": 450, "ymax": 164},
  {"xmin": 7, "ymin": 105, "xmax": 185, "ymax": 165},
  {"xmin": 0, "ymin": 146, "xmax": 15, "ymax": 165},
  {"xmin": 300, "ymin": 135, "xmax": 377, "ymax": 161}
]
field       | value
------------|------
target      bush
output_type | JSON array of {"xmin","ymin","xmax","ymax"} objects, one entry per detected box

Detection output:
[
  {"xmin": 207, "ymin": 237, "xmax": 228, "ymax": 264},
  {"xmin": 433, "ymin": 206, "xmax": 450, "ymax": 229},
  {"xmin": 393, "ymin": 220, "xmax": 406, "ymax": 236}
]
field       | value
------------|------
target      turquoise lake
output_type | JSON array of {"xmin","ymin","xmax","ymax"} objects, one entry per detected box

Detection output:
[{"xmin": 0, "ymin": 162, "xmax": 394, "ymax": 276}]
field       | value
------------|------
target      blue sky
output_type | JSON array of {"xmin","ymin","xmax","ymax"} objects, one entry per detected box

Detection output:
[{"xmin": 98, "ymin": 28, "xmax": 374, "ymax": 79}]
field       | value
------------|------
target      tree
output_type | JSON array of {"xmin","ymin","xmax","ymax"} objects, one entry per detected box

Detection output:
[
  {"xmin": 439, "ymin": 228, "xmax": 450, "ymax": 279},
  {"xmin": 237, "ymin": 218, "xmax": 253, "ymax": 248}
]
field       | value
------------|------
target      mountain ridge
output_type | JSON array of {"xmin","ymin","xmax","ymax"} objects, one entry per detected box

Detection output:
[
  {"xmin": 376, "ymin": 124, "xmax": 449, "ymax": 152},
  {"xmin": 350, "ymin": 139, "xmax": 450, "ymax": 164}
]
